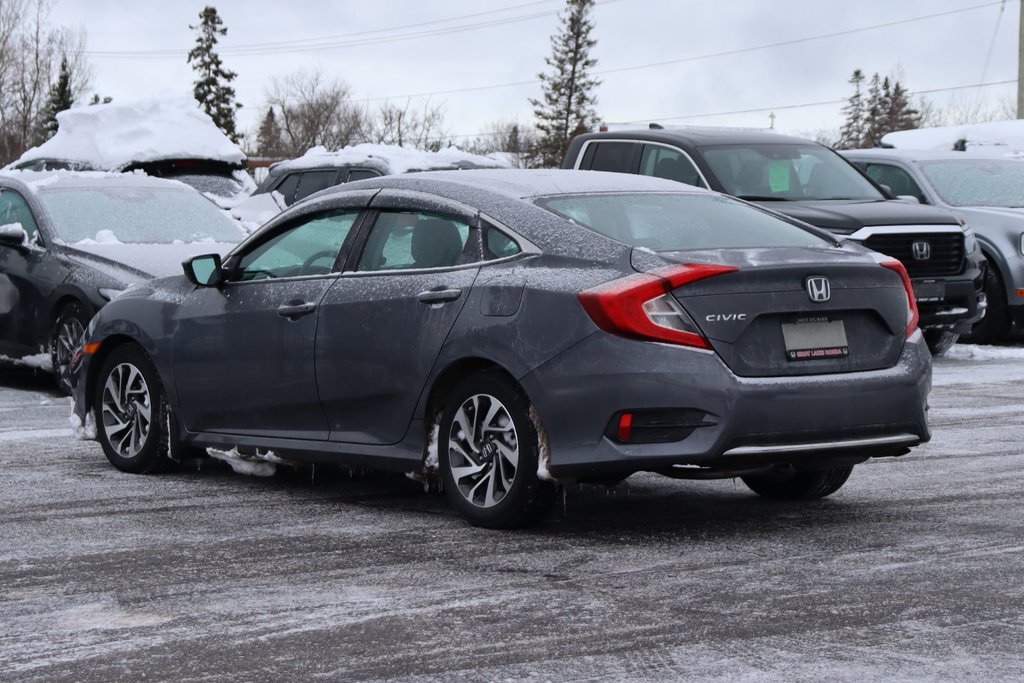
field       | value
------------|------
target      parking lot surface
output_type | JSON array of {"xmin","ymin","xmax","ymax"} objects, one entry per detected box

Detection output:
[{"xmin": 2, "ymin": 347, "xmax": 1023, "ymax": 682}]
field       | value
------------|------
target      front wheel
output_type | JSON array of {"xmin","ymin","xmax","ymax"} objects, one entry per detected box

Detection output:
[
  {"xmin": 50, "ymin": 301, "xmax": 89, "ymax": 394},
  {"xmin": 741, "ymin": 465, "xmax": 853, "ymax": 500},
  {"xmin": 962, "ymin": 266, "xmax": 1011, "ymax": 344},
  {"xmin": 94, "ymin": 345, "xmax": 173, "ymax": 474},
  {"xmin": 923, "ymin": 329, "xmax": 958, "ymax": 356},
  {"xmin": 438, "ymin": 371, "xmax": 555, "ymax": 528}
]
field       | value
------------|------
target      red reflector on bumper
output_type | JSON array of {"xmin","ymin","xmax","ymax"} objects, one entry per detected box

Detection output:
[{"xmin": 617, "ymin": 413, "xmax": 633, "ymax": 441}]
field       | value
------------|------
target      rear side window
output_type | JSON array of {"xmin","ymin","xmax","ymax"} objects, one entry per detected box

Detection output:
[
  {"xmin": 536, "ymin": 192, "xmax": 829, "ymax": 251},
  {"xmin": 640, "ymin": 145, "xmax": 705, "ymax": 188},
  {"xmin": 357, "ymin": 211, "xmax": 471, "ymax": 271},
  {"xmin": 484, "ymin": 224, "xmax": 521, "ymax": 259},
  {"xmin": 587, "ymin": 142, "xmax": 638, "ymax": 173}
]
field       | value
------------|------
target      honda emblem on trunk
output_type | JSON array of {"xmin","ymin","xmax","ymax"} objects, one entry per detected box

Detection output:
[
  {"xmin": 805, "ymin": 276, "xmax": 830, "ymax": 302},
  {"xmin": 912, "ymin": 241, "xmax": 931, "ymax": 260}
]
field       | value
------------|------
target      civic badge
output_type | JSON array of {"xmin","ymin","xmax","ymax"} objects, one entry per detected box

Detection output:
[
  {"xmin": 912, "ymin": 241, "xmax": 931, "ymax": 260},
  {"xmin": 805, "ymin": 276, "xmax": 830, "ymax": 303}
]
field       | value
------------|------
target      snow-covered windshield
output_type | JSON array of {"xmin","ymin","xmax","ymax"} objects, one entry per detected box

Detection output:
[
  {"xmin": 38, "ymin": 186, "xmax": 243, "ymax": 244},
  {"xmin": 919, "ymin": 159, "xmax": 1024, "ymax": 207},
  {"xmin": 700, "ymin": 143, "xmax": 883, "ymax": 201},
  {"xmin": 536, "ymin": 192, "xmax": 829, "ymax": 250},
  {"xmin": 167, "ymin": 172, "xmax": 243, "ymax": 198}
]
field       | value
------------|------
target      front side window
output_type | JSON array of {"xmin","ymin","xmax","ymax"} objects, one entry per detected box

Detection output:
[
  {"xmin": 236, "ymin": 209, "xmax": 358, "ymax": 281},
  {"xmin": 357, "ymin": 211, "xmax": 471, "ymax": 271},
  {"xmin": 347, "ymin": 169, "xmax": 381, "ymax": 182},
  {"xmin": 700, "ymin": 143, "xmax": 883, "ymax": 201},
  {"xmin": 294, "ymin": 170, "xmax": 340, "ymax": 203},
  {"xmin": 640, "ymin": 145, "xmax": 705, "ymax": 188},
  {"xmin": 536, "ymin": 192, "xmax": 830, "ymax": 251},
  {"xmin": 864, "ymin": 163, "xmax": 926, "ymax": 202},
  {"xmin": 919, "ymin": 159, "xmax": 1024, "ymax": 207},
  {"xmin": 0, "ymin": 190, "xmax": 39, "ymax": 243}
]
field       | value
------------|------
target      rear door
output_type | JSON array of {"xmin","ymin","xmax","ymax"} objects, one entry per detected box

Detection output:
[{"xmin": 315, "ymin": 190, "xmax": 482, "ymax": 445}]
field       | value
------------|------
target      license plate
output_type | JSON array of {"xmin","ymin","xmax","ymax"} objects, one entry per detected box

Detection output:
[
  {"xmin": 913, "ymin": 279, "xmax": 945, "ymax": 303},
  {"xmin": 782, "ymin": 317, "xmax": 849, "ymax": 361}
]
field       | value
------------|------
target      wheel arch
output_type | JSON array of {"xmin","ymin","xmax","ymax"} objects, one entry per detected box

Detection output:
[
  {"xmin": 82, "ymin": 334, "xmax": 154, "ymax": 417},
  {"xmin": 419, "ymin": 357, "xmax": 524, "ymax": 425}
]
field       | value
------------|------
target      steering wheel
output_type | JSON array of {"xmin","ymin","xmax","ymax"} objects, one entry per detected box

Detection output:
[{"xmin": 301, "ymin": 250, "xmax": 338, "ymax": 274}]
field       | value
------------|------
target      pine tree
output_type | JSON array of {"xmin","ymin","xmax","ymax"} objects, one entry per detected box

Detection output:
[
  {"xmin": 530, "ymin": 0, "xmax": 600, "ymax": 168},
  {"xmin": 256, "ymin": 107, "xmax": 284, "ymax": 157},
  {"xmin": 837, "ymin": 69, "xmax": 865, "ymax": 149},
  {"xmin": 855, "ymin": 71, "xmax": 923, "ymax": 147},
  {"xmin": 882, "ymin": 79, "xmax": 922, "ymax": 134},
  {"xmin": 187, "ymin": 6, "xmax": 242, "ymax": 142},
  {"xmin": 35, "ymin": 56, "xmax": 74, "ymax": 143}
]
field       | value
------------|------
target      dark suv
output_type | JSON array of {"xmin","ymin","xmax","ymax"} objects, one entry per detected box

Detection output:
[{"xmin": 563, "ymin": 127, "xmax": 987, "ymax": 354}]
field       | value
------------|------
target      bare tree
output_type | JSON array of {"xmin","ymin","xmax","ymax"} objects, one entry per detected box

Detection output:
[
  {"xmin": 363, "ymin": 99, "xmax": 447, "ymax": 151},
  {"xmin": 264, "ymin": 68, "xmax": 364, "ymax": 156},
  {"xmin": 466, "ymin": 119, "xmax": 538, "ymax": 167},
  {"xmin": 922, "ymin": 92, "xmax": 1017, "ymax": 127}
]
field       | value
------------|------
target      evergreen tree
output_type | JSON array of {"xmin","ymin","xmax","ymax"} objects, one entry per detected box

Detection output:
[
  {"xmin": 530, "ymin": 0, "xmax": 600, "ymax": 168},
  {"xmin": 35, "ymin": 56, "xmax": 74, "ymax": 143},
  {"xmin": 850, "ymin": 71, "xmax": 924, "ymax": 147},
  {"xmin": 89, "ymin": 94, "xmax": 113, "ymax": 106},
  {"xmin": 256, "ymin": 107, "xmax": 284, "ymax": 157},
  {"xmin": 836, "ymin": 69, "xmax": 865, "ymax": 149},
  {"xmin": 187, "ymin": 6, "xmax": 242, "ymax": 142}
]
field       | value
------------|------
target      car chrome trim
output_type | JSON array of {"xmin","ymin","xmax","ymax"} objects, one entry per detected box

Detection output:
[
  {"xmin": 846, "ymin": 225, "xmax": 964, "ymax": 241},
  {"xmin": 723, "ymin": 433, "xmax": 920, "ymax": 457}
]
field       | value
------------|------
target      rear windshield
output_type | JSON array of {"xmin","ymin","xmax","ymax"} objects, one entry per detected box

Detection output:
[
  {"xmin": 535, "ymin": 192, "xmax": 830, "ymax": 251},
  {"xmin": 38, "ymin": 185, "xmax": 243, "ymax": 244}
]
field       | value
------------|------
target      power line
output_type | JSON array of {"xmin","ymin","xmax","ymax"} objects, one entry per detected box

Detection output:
[
  {"xmin": 351, "ymin": 0, "xmax": 1004, "ymax": 104},
  {"xmin": 439, "ymin": 79, "xmax": 1018, "ymax": 141}
]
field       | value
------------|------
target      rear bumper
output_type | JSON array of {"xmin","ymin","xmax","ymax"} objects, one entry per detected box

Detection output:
[{"xmin": 520, "ymin": 330, "xmax": 932, "ymax": 480}]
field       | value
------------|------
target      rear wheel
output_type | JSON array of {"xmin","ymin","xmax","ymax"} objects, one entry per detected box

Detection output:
[
  {"xmin": 94, "ymin": 345, "xmax": 173, "ymax": 474},
  {"xmin": 741, "ymin": 464, "xmax": 853, "ymax": 500},
  {"xmin": 923, "ymin": 329, "xmax": 958, "ymax": 356},
  {"xmin": 50, "ymin": 302, "xmax": 88, "ymax": 394},
  {"xmin": 438, "ymin": 371, "xmax": 555, "ymax": 528}
]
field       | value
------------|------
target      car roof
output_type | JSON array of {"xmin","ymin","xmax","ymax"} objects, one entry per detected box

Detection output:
[
  {"xmin": 576, "ymin": 127, "xmax": 817, "ymax": 147},
  {"xmin": 839, "ymin": 148, "xmax": 1024, "ymax": 162},
  {"xmin": 0, "ymin": 169, "xmax": 202, "ymax": 194},
  {"xmin": 329, "ymin": 168, "xmax": 711, "ymax": 202}
]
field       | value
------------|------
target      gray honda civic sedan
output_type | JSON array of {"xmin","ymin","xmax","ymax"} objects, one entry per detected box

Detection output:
[{"xmin": 71, "ymin": 170, "xmax": 931, "ymax": 528}]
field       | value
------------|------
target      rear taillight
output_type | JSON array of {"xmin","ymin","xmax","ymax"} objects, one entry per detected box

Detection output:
[
  {"xmin": 578, "ymin": 264, "xmax": 737, "ymax": 348},
  {"xmin": 880, "ymin": 259, "xmax": 919, "ymax": 338}
]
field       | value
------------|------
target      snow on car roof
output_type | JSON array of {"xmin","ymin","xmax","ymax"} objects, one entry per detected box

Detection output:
[
  {"xmin": 881, "ymin": 120, "xmax": 1024, "ymax": 155},
  {"xmin": 271, "ymin": 143, "xmax": 509, "ymax": 175},
  {"xmin": 12, "ymin": 98, "xmax": 246, "ymax": 171},
  {"xmin": 0, "ymin": 169, "xmax": 201, "ymax": 193}
]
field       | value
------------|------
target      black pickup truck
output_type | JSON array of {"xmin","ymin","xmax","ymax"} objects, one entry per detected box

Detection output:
[{"xmin": 563, "ymin": 127, "xmax": 987, "ymax": 355}]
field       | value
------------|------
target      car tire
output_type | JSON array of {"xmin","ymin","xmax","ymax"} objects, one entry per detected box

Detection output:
[
  {"xmin": 50, "ymin": 301, "xmax": 89, "ymax": 395},
  {"xmin": 437, "ymin": 371, "xmax": 555, "ymax": 528},
  {"xmin": 93, "ymin": 345, "xmax": 173, "ymax": 474},
  {"xmin": 962, "ymin": 266, "xmax": 1011, "ymax": 345},
  {"xmin": 741, "ymin": 464, "xmax": 853, "ymax": 500},
  {"xmin": 923, "ymin": 329, "xmax": 958, "ymax": 356}
]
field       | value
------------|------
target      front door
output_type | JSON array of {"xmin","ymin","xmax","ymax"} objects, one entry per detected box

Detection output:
[{"xmin": 172, "ymin": 208, "xmax": 362, "ymax": 439}]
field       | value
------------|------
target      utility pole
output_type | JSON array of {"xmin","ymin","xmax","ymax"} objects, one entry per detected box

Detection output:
[{"xmin": 1018, "ymin": 0, "xmax": 1024, "ymax": 117}]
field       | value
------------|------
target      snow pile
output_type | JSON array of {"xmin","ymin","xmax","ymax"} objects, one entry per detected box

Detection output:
[
  {"xmin": 207, "ymin": 447, "xmax": 283, "ymax": 477},
  {"xmin": 882, "ymin": 120, "xmax": 1024, "ymax": 155},
  {"xmin": 944, "ymin": 343, "xmax": 1024, "ymax": 361},
  {"xmin": 14, "ymin": 98, "xmax": 246, "ymax": 170},
  {"xmin": 69, "ymin": 408, "xmax": 96, "ymax": 440},
  {"xmin": 74, "ymin": 230, "xmax": 121, "ymax": 246},
  {"xmin": 275, "ymin": 143, "xmax": 509, "ymax": 175},
  {"xmin": 1, "ymin": 352, "xmax": 52, "ymax": 371}
]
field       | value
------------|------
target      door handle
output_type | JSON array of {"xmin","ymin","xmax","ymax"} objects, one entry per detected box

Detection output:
[
  {"xmin": 417, "ymin": 288, "xmax": 462, "ymax": 304},
  {"xmin": 276, "ymin": 302, "xmax": 317, "ymax": 320}
]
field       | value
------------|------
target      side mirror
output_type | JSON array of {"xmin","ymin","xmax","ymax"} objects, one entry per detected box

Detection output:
[
  {"xmin": 183, "ymin": 253, "xmax": 224, "ymax": 287},
  {"xmin": 0, "ymin": 223, "xmax": 28, "ymax": 249},
  {"xmin": 896, "ymin": 195, "xmax": 922, "ymax": 204}
]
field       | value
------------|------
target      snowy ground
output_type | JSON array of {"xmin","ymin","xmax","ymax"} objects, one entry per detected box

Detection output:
[{"xmin": 1, "ymin": 348, "xmax": 1023, "ymax": 682}]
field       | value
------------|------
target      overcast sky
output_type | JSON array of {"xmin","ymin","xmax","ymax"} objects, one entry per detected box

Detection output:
[{"xmin": 51, "ymin": 0, "xmax": 1021, "ymax": 146}]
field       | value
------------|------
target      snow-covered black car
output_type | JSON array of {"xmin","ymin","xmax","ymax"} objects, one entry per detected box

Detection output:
[
  {"xmin": 72, "ymin": 170, "xmax": 931, "ymax": 528},
  {"xmin": 0, "ymin": 171, "xmax": 243, "ymax": 392}
]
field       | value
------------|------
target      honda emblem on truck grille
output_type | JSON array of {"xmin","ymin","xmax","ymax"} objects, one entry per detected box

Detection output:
[
  {"xmin": 805, "ymin": 276, "xmax": 830, "ymax": 302},
  {"xmin": 912, "ymin": 241, "xmax": 932, "ymax": 260}
]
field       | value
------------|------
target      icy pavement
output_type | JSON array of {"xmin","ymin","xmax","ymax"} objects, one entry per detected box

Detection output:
[{"xmin": 0, "ymin": 353, "xmax": 1023, "ymax": 682}]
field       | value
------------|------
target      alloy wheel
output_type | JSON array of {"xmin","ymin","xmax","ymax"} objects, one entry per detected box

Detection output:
[
  {"xmin": 53, "ymin": 317, "xmax": 84, "ymax": 392},
  {"xmin": 447, "ymin": 393, "xmax": 520, "ymax": 508},
  {"xmin": 100, "ymin": 362, "xmax": 153, "ymax": 459}
]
